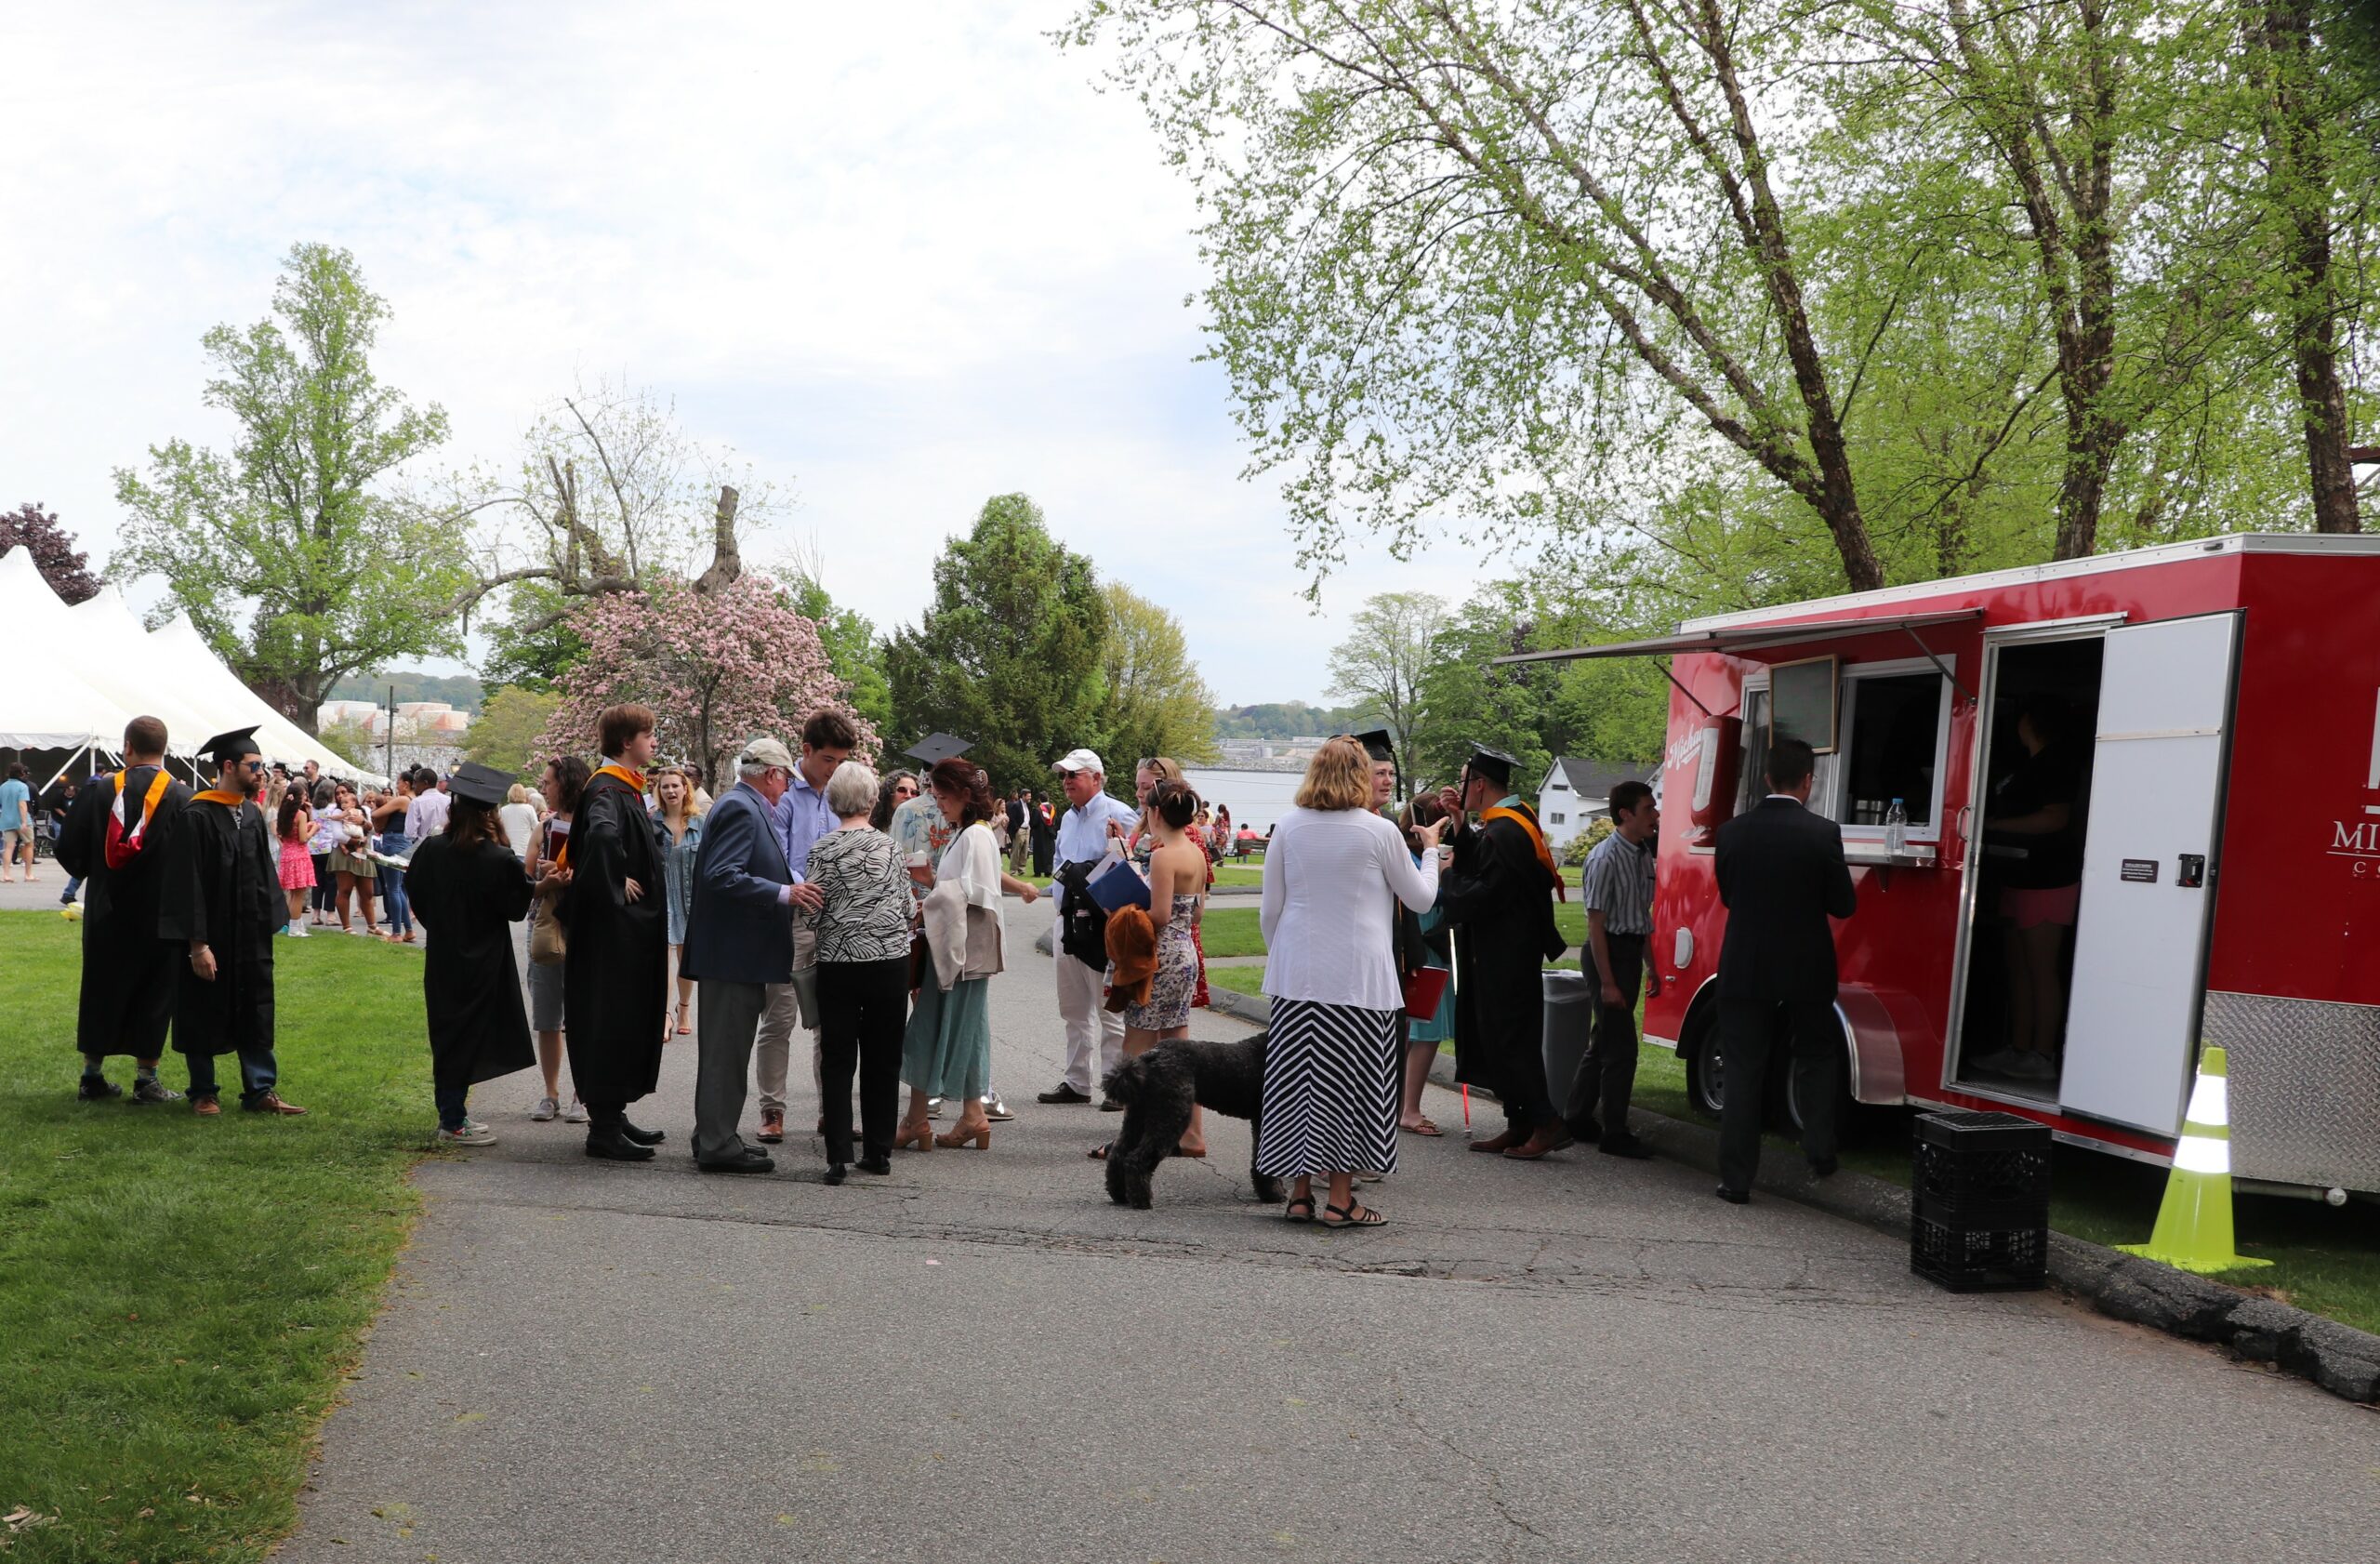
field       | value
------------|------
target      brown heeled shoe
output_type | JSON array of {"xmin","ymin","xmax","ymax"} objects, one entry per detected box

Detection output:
[
  {"xmin": 934, "ymin": 1120, "xmax": 991, "ymax": 1150},
  {"xmin": 893, "ymin": 1120, "xmax": 935, "ymax": 1152}
]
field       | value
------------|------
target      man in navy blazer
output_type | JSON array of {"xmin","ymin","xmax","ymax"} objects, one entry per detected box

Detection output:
[
  {"xmin": 1712, "ymin": 735, "xmax": 1858, "ymax": 1203},
  {"xmin": 681, "ymin": 736, "xmax": 799, "ymax": 1173}
]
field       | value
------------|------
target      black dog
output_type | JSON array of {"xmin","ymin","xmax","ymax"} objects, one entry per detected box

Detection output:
[{"xmin": 1100, "ymin": 1033, "xmax": 1284, "ymax": 1209}]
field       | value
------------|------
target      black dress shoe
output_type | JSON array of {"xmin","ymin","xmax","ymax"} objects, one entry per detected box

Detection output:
[
  {"xmin": 619, "ymin": 1120, "xmax": 666, "ymax": 1146},
  {"xmin": 586, "ymin": 1131, "xmax": 657, "ymax": 1162},
  {"xmin": 697, "ymin": 1148, "xmax": 774, "ymax": 1174},
  {"xmin": 1037, "ymin": 1083, "xmax": 1091, "ymax": 1105},
  {"xmin": 1599, "ymin": 1136, "xmax": 1654, "ymax": 1160},
  {"xmin": 823, "ymin": 1163, "xmax": 847, "ymax": 1186},
  {"xmin": 1808, "ymin": 1157, "xmax": 1839, "ymax": 1179},
  {"xmin": 1713, "ymin": 1185, "xmax": 1751, "ymax": 1205},
  {"xmin": 855, "ymin": 1155, "xmax": 892, "ymax": 1176}
]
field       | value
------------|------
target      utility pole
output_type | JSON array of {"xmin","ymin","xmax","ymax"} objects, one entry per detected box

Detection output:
[{"xmin": 386, "ymin": 683, "xmax": 396, "ymax": 782}]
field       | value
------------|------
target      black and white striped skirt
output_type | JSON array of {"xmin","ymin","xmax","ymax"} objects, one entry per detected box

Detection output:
[{"xmin": 1254, "ymin": 998, "xmax": 1403, "ymax": 1179}]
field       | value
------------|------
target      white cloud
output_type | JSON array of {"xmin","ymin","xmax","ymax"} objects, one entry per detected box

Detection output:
[{"xmin": 0, "ymin": 0, "xmax": 1496, "ymax": 704}]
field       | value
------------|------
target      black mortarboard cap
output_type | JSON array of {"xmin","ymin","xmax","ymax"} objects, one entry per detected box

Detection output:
[
  {"xmin": 903, "ymin": 733, "xmax": 972, "ymax": 765},
  {"xmin": 199, "ymin": 726, "xmax": 263, "ymax": 763},
  {"xmin": 1354, "ymin": 728, "xmax": 1396, "ymax": 765},
  {"xmin": 447, "ymin": 761, "xmax": 513, "ymax": 808},
  {"xmin": 1463, "ymin": 743, "xmax": 1519, "ymax": 791}
]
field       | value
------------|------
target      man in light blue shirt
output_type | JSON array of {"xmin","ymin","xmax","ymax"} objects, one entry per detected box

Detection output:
[
  {"xmin": 750, "ymin": 710, "xmax": 854, "ymax": 1143},
  {"xmin": 1038, "ymin": 748, "xmax": 1141, "ymax": 1106}
]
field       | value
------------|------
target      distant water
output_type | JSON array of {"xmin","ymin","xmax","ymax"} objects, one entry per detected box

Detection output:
[{"xmin": 1182, "ymin": 767, "xmax": 1304, "ymax": 834}]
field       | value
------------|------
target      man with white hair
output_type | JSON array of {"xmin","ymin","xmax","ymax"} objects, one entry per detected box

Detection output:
[
  {"xmin": 1038, "ymin": 748, "xmax": 1138, "ymax": 1107},
  {"xmin": 681, "ymin": 735, "xmax": 800, "ymax": 1173}
]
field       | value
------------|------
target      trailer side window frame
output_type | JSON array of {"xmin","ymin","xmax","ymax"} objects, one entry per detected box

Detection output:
[{"xmin": 1829, "ymin": 656, "xmax": 1954, "ymax": 843}]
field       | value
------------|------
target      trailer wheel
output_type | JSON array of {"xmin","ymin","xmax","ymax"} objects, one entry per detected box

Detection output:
[{"xmin": 1681, "ymin": 1005, "xmax": 1724, "ymax": 1120}]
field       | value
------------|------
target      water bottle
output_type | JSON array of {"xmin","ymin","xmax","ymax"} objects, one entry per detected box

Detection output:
[{"xmin": 1884, "ymin": 798, "xmax": 1907, "ymax": 857}]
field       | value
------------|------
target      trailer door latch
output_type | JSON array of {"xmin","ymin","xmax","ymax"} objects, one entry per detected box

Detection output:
[{"xmin": 2177, "ymin": 854, "xmax": 2206, "ymax": 888}]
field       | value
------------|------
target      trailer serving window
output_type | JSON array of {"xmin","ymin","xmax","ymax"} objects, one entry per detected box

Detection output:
[{"xmin": 1739, "ymin": 657, "xmax": 1951, "ymax": 842}]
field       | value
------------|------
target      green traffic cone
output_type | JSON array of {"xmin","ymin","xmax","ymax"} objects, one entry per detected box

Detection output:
[{"xmin": 2118, "ymin": 1046, "xmax": 2271, "ymax": 1275}]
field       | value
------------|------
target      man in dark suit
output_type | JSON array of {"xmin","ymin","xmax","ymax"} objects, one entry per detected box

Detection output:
[
  {"xmin": 681, "ymin": 736, "xmax": 799, "ymax": 1173},
  {"xmin": 1712, "ymin": 736, "xmax": 1857, "ymax": 1202}
]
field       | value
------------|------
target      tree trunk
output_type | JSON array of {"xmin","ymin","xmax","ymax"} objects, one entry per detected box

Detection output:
[{"xmin": 2254, "ymin": 4, "xmax": 2361, "ymax": 534}]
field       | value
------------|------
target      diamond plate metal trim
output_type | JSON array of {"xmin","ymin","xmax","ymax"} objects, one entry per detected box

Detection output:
[{"xmin": 2204, "ymin": 990, "xmax": 2380, "ymax": 1193}]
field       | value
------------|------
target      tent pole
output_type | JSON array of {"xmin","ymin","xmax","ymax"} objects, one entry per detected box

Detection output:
[{"xmin": 39, "ymin": 742, "xmax": 93, "ymax": 793}]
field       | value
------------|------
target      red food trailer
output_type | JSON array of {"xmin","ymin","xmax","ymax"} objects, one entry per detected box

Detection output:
[{"xmin": 1509, "ymin": 533, "xmax": 2380, "ymax": 1199}]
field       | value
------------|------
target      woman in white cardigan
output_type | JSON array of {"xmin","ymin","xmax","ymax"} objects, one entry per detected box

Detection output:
[
  {"xmin": 1258, "ymin": 736, "xmax": 1446, "ymax": 1228},
  {"xmin": 898, "ymin": 758, "xmax": 1038, "ymax": 1151}
]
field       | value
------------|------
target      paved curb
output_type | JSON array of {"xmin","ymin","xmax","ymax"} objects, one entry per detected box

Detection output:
[{"xmin": 1216, "ymin": 985, "xmax": 2379, "ymax": 1404}]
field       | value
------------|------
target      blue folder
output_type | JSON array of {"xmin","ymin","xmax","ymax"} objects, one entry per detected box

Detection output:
[{"xmin": 1087, "ymin": 860, "xmax": 1151, "ymax": 913}]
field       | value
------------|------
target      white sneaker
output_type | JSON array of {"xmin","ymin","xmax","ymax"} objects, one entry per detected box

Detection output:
[
  {"xmin": 2009, "ymin": 1052, "xmax": 2060, "ymax": 1081},
  {"xmin": 532, "ymin": 1096, "xmax": 560, "ymax": 1121},
  {"xmin": 562, "ymin": 1098, "xmax": 588, "ymax": 1124},
  {"xmin": 436, "ymin": 1122, "xmax": 497, "ymax": 1146},
  {"xmin": 287, "ymin": 922, "xmax": 308, "ymax": 938}
]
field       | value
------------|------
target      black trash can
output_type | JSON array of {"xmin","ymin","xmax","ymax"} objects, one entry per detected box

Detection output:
[{"xmin": 1910, "ymin": 1110, "xmax": 2051, "ymax": 1292}]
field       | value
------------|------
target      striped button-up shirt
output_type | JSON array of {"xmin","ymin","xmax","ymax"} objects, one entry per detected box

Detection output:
[{"xmin": 1580, "ymin": 828, "xmax": 1656, "ymax": 937}]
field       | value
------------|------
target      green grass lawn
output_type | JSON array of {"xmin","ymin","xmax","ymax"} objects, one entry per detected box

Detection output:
[
  {"xmin": 1211, "ymin": 863, "xmax": 1264, "ymax": 888},
  {"xmin": 1197, "ymin": 906, "xmax": 1267, "ymax": 958},
  {"xmin": 0, "ymin": 912, "xmax": 434, "ymax": 1562},
  {"xmin": 1205, "ymin": 964, "xmax": 1268, "ymax": 998}
]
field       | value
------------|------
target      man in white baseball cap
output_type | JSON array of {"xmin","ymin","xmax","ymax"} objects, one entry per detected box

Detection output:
[{"xmin": 1038, "ymin": 748, "xmax": 1139, "ymax": 1106}]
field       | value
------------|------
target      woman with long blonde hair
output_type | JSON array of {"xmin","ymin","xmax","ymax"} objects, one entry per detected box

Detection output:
[
  {"xmin": 1255, "ymin": 737, "xmax": 1446, "ymax": 1229},
  {"xmin": 653, "ymin": 767, "xmax": 705, "ymax": 1039}
]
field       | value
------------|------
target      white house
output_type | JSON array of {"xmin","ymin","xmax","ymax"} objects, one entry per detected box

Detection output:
[{"xmin": 1535, "ymin": 756, "xmax": 1656, "ymax": 851}]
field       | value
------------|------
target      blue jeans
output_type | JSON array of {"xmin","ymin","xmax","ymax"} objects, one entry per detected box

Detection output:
[
  {"xmin": 186, "ymin": 1047, "xmax": 278, "ymax": 1108},
  {"xmin": 434, "ymin": 1083, "xmax": 469, "ymax": 1132},
  {"xmin": 377, "ymin": 834, "xmax": 412, "ymax": 934}
]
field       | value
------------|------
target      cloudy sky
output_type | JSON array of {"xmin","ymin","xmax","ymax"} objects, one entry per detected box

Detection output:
[{"xmin": 0, "ymin": 1, "xmax": 1498, "ymax": 706}]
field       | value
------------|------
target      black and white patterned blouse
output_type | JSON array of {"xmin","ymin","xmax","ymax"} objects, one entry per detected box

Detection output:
[{"xmin": 809, "ymin": 825, "xmax": 915, "ymax": 964}]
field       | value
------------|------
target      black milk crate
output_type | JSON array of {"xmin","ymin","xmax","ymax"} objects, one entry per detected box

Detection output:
[
  {"xmin": 1910, "ymin": 1111, "xmax": 2050, "ymax": 1292},
  {"xmin": 1911, "ymin": 1110, "xmax": 2052, "ymax": 1210},
  {"xmin": 1911, "ymin": 1213, "xmax": 2047, "ymax": 1292}
]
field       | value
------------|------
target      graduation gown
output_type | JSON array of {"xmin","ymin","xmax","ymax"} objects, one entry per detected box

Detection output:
[
  {"xmin": 159, "ymin": 794, "xmax": 280, "ymax": 1057},
  {"xmin": 404, "ymin": 831, "xmax": 536, "ymax": 1092},
  {"xmin": 55, "ymin": 765, "xmax": 191, "ymax": 1058},
  {"xmin": 559, "ymin": 770, "xmax": 667, "ymax": 1104},
  {"xmin": 1438, "ymin": 810, "xmax": 1567, "ymax": 1107}
]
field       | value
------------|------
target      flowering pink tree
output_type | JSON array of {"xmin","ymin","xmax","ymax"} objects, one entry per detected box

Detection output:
[{"xmin": 537, "ymin": 575, "xmax": 878, "ymax": 786}]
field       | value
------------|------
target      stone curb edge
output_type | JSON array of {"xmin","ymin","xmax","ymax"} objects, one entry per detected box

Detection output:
[{"xmin": 1204, "ymin": 985, "xmax": 2380, "ymax": 1404}]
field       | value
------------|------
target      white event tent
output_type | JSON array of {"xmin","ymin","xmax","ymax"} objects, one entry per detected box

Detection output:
[{"xmin": 1, "ymin": 548, "xmax": 386, "ymax": 786}]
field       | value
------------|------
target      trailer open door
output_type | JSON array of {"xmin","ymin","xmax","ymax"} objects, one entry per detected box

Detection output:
[{"xmin": 2057, "ymin": 613, "xmax": 2241, "ymax": 1136}]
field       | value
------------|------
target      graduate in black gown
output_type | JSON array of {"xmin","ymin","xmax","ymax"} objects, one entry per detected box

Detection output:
[
  {"xmin": 55, "ymin": 714, "xmax": 191, "ymax": 1103},
  {"xmin": 1435, "ymin": 744, "xmax": 1569, "ymax": 1160},
  {"xmin": 559, "ymin": 703, "xmax": 669, "ymax": 1161},
  {"xmin": 161, "ymin": 727, "xmax": 306, "ymax": 1117},
  {"xmin": 403, "ymin": 762, "xmax": 536, "ymax": 1146}
]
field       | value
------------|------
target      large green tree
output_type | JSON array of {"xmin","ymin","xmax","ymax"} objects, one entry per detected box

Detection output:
[
  {"xmin": 1410, "ymin": 580, "xmax": 1666, "ymax": 798},
  {"xmin": 1325, "ymin": 591, "xmax": 1447, "ymax": 785},
  {"xmin": 465, "ymin": 685, "xmax": 562, "ymax": 775},
  {"xmin": 884, "ymin": 495, "xmax": 1110, "ymax": 792},
  {"xmin": 1095, "ymin": 582, "xmax": 1220, "ymax": 768},
  {"xmin": 1074, "ymin": 0, "xmax": 2376, "ymax": 619},
  {"xmin": 777, "ymin": 566, "xmax": 893, "ymax": 734},
  {"xmin": 113, "ymin": 243, "xmax": 469, "ymax": 727}
]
